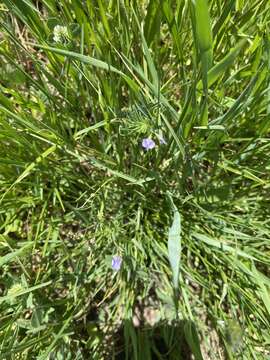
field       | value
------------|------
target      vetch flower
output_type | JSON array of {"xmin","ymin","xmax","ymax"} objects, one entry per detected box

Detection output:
[
  {"xmin": 53, "ymin": 25, "xmax": 69, "ymax": 43},
  {"xmin": 142, "ymin": 138, "xmax": 156, "ymax": 150},
  {"xmin": 111, "ymin": 255, "xmax": 122, "ymax": 271}
]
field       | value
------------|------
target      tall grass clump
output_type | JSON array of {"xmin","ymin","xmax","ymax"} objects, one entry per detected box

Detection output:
[{"xmin": 0, "ymin": 0, "xmax": 270, "ymax": 359}]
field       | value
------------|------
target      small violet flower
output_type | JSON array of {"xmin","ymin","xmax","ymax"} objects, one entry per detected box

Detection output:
[
  {"xmin": 111, "ymin": 255, "xmax": 122, "ymax": 271},
  {"xmin": 142, "ymin": 138, "xmax": 156, "ymax": 150}
]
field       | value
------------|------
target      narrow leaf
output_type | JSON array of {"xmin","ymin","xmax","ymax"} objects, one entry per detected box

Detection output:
[
  {"xmin": 168, "ymin": 201, "xmax": 181, "ymax": 290},
  {"xmin": 32, "ymin": 44, "xmax": 124, "ymax": 75},
  {"xmin": 184, "ymin": 321, "xmax": 204, "ymax": 360},
  {"xmin": 207, "ymin": 39, "xmax": 247, "ymax": 87},
  {"xmin": 0, "ymin": 242, "xmax": 33, "ymax": 267},
  {"xmin": 0, "ymin": 281, "xmax": 52, "ymax": 304}
]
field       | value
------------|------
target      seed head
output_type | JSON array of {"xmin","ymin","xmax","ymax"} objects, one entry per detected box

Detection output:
[{"xmin": 53, "ymin": 25, "xmax": 69, "ymax": 43}]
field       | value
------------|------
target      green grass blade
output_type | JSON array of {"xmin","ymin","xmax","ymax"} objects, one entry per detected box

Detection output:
[
  {"xmin": 207, "ymin": 39, "xmax": 247, "ymax": 88},
  {"xmin": 0, "ymin": 242, "xmax": 33, "ymax": 267},
  {"xmin": 192, "ymin": 232, "xmax": 257, "ymax": 260},
  {"xmin": 184, "ymin": 321, "xmax": 204, "ymax": 360},
  {"xmin": 191, "ymin": 0, "xmax": 213, "ymax": 56},
  {"xmin": 32, "ymin": 44, "xmax": 124, "ymax": 75},
  {"xmin": 144, "ymin": 0, "xmax": 161, "ymax": 45},
  {"xmin": 0, "ymin": 281, "xmax": 52, "ymax": 304},
  {"xmin": 168, "ymin": 198, "xmax": 181, "ymax": 291}
]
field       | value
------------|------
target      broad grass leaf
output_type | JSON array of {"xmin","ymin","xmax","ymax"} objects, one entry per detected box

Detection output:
[
  {"xmin": 192, "ymin": 0, "xmax": 213, "ymax": 54},
  {"xmin": 190, "ymin": 0, "xmax": 212, "ymax": 125},
  {"xmin": 252, "ymin": 264, "xmax": 270, "ymax": 317},
  {"xmin": 168, "ymin": 204, "xmax": 181, "ymax": 290},
  {"xmin": 144, "ymin": 0, "xmax": 161, "ymax": 45}
]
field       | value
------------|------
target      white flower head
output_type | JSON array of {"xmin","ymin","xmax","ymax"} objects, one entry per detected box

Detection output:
[{"xmin": 53, "ymin": 25, "xmax": 69, "ymax": 43}]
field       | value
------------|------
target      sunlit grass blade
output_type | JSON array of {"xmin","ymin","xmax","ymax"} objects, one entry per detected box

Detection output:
[
  {"xmin": 167, "ymin": 196, "xmax": 181, "ymax": 291},
  {"xmin": 31, "ymin": 44, "xmax": 124, "ymax": 75}
]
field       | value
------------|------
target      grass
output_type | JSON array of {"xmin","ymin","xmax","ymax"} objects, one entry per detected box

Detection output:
[{"xmin": 0, "ymin": 0, "xmax": 270, "ymax": 358}]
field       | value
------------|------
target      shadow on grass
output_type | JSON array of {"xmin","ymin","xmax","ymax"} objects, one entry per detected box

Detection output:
[{"xmin": 109, "ymin": 319, "xmax": 202, "ymax": 360}]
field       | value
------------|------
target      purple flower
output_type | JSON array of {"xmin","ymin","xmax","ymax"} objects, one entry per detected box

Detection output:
[
  {"xmin": 111, "ymin": 255, "xmax": 122, "ymax": 271},
  {"xmin": 142, "ymin": 138, "xmax": 156, "ymax": 150}
]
